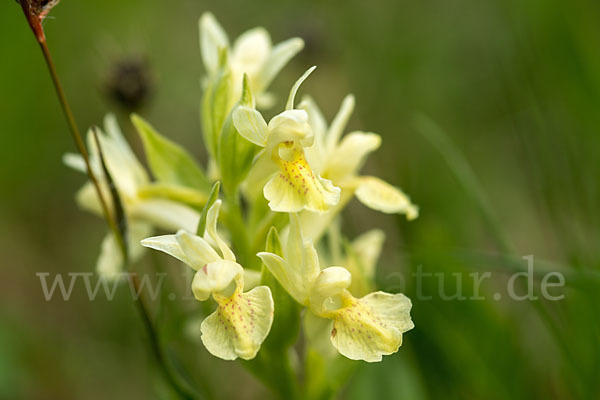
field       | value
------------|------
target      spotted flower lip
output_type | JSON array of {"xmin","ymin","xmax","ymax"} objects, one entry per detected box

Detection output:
[
  {"xmin": 308, "ymin": 268, "xmax": 414, "ymax": 363},
  {"xmin": 262, "ymin": 139, "xmax": 340, "ymax": 213},
  {"xmin": 141, "ymin": 200, "xmax": 274, "ymax": 361},
  {"xmin": 258, "ymin": 214, "xmax": 413, "ymax": 362},
  {"xmin": 233, "ymin": 68, "xmax": 341, "ymax": 213}
]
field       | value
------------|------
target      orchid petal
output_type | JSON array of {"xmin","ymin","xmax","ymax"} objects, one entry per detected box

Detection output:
[
  {"xmin": 200, "ymin": 12, "xmax": 230, "ymax": 75},
  {"xmin": 200, "ymin": 285, "xmax": 274, "ymax": 360},
  {"xmin": 232, "ymin": 106, "xmax": 269, "ymax": 147},
  {"xmin": 329, "ymin": 291, "xmax": 413, "ymax": 362}
]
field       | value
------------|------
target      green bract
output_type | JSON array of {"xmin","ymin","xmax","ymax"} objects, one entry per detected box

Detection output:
[{"xmin": 132, "ymin": 114, "xmax": 210, "ymax": 192}]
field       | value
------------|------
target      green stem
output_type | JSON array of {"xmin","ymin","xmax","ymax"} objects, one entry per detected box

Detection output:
[
  {"xmin": 224, "ymin": 189, "xmax": 254, "ymax": 268},
  {"xmin": 251, "ymin": 210, "xmax": 278, "ymax": 253},
  {"xmin": 243, "ymin": 349, "xmax": 300, "ymax": 400},
  {"xmin": 130, "ymin": 274, "xmax": 197, "ymax": 399}
]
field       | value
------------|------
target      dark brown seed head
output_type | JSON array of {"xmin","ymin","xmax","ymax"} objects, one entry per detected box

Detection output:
[{"xmin": 104, "ymin": 56, "xmax": 154, "ymax": 111}]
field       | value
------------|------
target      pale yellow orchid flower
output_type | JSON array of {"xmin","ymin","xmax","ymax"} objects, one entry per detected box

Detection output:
[
  {"xmin": 258, "ymin": 215, "xmax": 413, "ymax": 362},
  {"xmin": 232, "ymin": 68, "xmax": 341, "ymax": 213},
  {"xmin": 64, "ymin": 115, "xmax": 199, "ymax": 279},
  {"xmin": 141, "ymin": 200, "xmax": 274, "ymax": 361},
  {"xmin": 200, "ymin": 12, "xmax": 304, "ymax": 109},
  {"xmin": 298, "ymin": 95, "xmax": 419, "ymax": 240}
]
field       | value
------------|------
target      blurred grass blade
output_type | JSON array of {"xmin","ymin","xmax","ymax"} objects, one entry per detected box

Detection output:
[
  {"xmin": 414, "ymin": 114, "xmax": 515, "ymax": 253},
  {"xmin": 455, "ymin": 249, "xmax": 600, "ymax": 290},
  {"xmin": 163, "ymin": 346, "xmax": 209, "ymax": 399},
  {"xmin": 414, "ymin": 116, "xmax": 587, "ymax": 382}
]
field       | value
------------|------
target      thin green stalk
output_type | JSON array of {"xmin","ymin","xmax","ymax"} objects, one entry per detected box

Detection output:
[
  {"xmin": 224, "ymin": 190, "xmax": 253, "ymax": 268},
  {"xmin": 130, "ymin": 274, "xmax": 197, "ymax": 400},
  {"xmin": 251, "ymin": 210, "xmax": 278, "ymax": 252},
  {"xmin": 243, "ymin": 350, "xmax": 300, "ymax": 400}
]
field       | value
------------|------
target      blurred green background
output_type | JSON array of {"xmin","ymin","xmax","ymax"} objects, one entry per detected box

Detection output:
[{"xmin": 1, "ymin": 0, "xmax": 599, "ymax": 399}]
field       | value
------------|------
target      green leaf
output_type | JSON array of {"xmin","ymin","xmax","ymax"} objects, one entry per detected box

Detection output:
[
  {"xmin": 240, "ymin": 73, "xmax": 255, "ymax": 107},
  {"xmin": 163, "ymin": 345, "xmax": 209, "ymax": 399},
  {"xmin": 131, "ymin": 114, "xmax": 210, "ymax": 192},
  {"xmin": 201, "ymin": 48, "xmax": 232, "ymax": 161},
  {"xmin": 218, "ymin": 118, "xmax": 257, "ymax": 196},
  {"xmin": 260, "ymin": 266, "xmax": 301, "ymax": 351},
  {"xmin": 249, "ymin": 194, "xmax": 288, "ymax": 256},
  {"xmin": 196, "ymin": 181, "xmax": 220, "ymax": 236},
  {"xmin": 265, "ymin": 226, "xmax": 283, "ymax": 255},
  {"xmin": 137, "ymin": 183, "xmax": 208, "ymax": 209},
  {"xmin": 305, "ymin": 349, "xmax": 358, "ymax": 400},
  {"xmin": 260, "ymin": 227, "xmax": 301, "ymax": 351},
  {"xmin": 242, "ymin": 348, "xmax": 300, "ymax": 400},
  {"xmin": 218, "ymin": 75, "xmax": 259, "ymax": 196}
]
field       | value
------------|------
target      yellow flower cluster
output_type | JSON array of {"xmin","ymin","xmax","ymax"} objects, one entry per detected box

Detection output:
[{"xmin": 67, "ymin": 12, "xmax": 417, "ymax": 364}]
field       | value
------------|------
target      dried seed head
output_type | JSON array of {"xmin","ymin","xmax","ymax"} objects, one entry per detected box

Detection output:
[
  {"xmin": 104, "ymin": 56, "xmax": 154, "ymax": 111},
  {"xmin": 24, "ymin": 0, "xmax": 60, "ymax": 19},
  {"xmin": 17, "ymin": 0, "xmax": 60, "ymax": 42}
]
